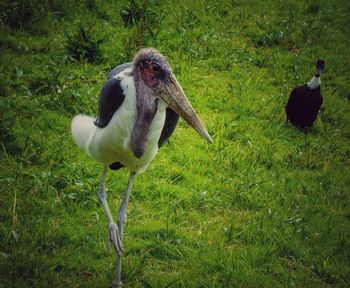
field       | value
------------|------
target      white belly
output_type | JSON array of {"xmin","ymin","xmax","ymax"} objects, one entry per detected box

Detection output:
[{"xmin": 86, "ymin": 73, "xmax": 167, "ymax": 173}]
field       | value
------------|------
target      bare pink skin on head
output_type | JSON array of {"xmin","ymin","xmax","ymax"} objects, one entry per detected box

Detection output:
[{"xmin": 139, "ymin": 61, "xmax": 157, "ymax": 87}]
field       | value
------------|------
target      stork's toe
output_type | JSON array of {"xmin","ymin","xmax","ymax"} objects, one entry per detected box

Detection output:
[{"xmin": 112, "ymin": 280, "xmax": 122, "ymax": 288}]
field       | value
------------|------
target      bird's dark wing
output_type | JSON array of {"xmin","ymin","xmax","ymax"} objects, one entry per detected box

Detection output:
[
  {"xmin": 158, "ymin": 108, "xmax": 179, "ymax": 147},
  {"xmin": 285, "ymin": 85, "xmax": 309, "ymax": 124},
  {"xmin": 305, "ymin": 88, "xmax": 323, "ymax": 126},
  {"xmin": 94, "ymin": 78, "xmax": 125, "ymax": 128},
  {"xmin": 108, "ymin": 62, "xmax": 132, "ymax": 79},
  {"xmin": 94, "ymin": 63, "xmax": 132, "ymax": 128},
  {"xmin": 285, "ymin": 87, "xmax": 300, "ymax": 116}
]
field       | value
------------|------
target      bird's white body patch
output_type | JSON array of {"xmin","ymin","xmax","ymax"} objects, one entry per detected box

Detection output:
[
  {"xmin": 72, "ymin": 68, "xmax": 167, "ymax": 174},
  {"xmin": 307, "ymin": 76, "xmax": 321, "ymax": 89}
]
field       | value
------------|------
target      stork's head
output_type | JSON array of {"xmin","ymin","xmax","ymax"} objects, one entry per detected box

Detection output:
[
  {"xmin": 315, "ymin": 59, "xmax": 325, "ymax": 76},
  {"xmin": 133, "ymin": 48, "xmax": 212, "ymax": 144}
]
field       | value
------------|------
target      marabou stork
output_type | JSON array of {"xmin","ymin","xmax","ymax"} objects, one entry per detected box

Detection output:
[
  {"xmin": 71, "ymin": 48, "xmax": 212, "ymax": 287},
  {"xmin": 285, "ymin": 59, "xmax": 325, "ymax": 132}
]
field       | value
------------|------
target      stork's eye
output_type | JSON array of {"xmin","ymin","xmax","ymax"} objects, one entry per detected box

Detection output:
[{"xmin": 152, "ymin": 63, "xmax": 160, "ymax": 72}]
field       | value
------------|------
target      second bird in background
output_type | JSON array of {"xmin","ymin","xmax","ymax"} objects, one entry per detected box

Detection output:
[{"xmin": 285, "ymin": 59, "xmax": 325, "ymax": 132}]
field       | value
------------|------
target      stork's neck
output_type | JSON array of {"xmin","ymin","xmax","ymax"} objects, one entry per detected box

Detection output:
[
  {"xmin": 132, "ymin": 69, "xmax": 158, "ymax": 158},
  {"xmin": 307, "ymin": 68, "xmax": 322, "ymax": 89}
]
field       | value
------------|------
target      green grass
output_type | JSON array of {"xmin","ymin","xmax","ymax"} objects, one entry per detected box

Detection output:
[{"xmin": 1, "ymin": 0, "xmax": 350, "ymax": 287}]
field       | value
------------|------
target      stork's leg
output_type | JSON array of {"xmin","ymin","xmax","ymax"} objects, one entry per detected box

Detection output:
[
  {"xmin": 113, "ymin": 172, "xmax": 136, "ymax": 288},
  {"xmin": 98, "ymin": 167, "xmax": 123, "ymax": 255}
]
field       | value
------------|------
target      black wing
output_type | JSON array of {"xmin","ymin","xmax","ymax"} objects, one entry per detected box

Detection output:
[
  {"xmin": 158, "ymin": 108, "xmax": 179, "ymax": 147},
  {"xmin": 108, "ymin": 62, "xmax": 132, "ymax": 79},
  {"xmin": 285, "ymin": 87, "xmax": 300, "ymax": 117},
  {"xmin": 94, "ymin": 63, "xmax": 132, "ymax": 128},
  {"xmin": 94, "ymin": 78, "xmax": 125, "ymax": 128},
  {"xmin": 285, "ymin": 85, "xmax": 307, "ymax": 123}
]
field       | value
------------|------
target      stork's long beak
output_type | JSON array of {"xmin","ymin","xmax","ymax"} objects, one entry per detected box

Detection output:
[{"xmin": 155, "ymin": 73, "xmax": 213, "ymax": 144}]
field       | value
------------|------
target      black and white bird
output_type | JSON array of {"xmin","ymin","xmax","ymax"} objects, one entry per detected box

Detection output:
[
  {"xmin": 71, "ymin": 48, "xmax": 212, "ymax": 287},
  {"xmin": 285, "ymin": 59, "xmax": 325, "ymax": 131}
]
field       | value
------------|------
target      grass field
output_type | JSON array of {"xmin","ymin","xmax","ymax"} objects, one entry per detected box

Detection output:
[{"xmin": 1, "ymin": 0, "xmax": 350, "ymax": 287}]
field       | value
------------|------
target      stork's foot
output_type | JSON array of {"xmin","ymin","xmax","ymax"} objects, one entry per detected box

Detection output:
[
  {"xmin": 112, "ymin": 280, "xmax": 122, "ymax": 288},
  {"xmin": 108, "ymin": 222, "xmax": 123, "ymax": 256}
]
